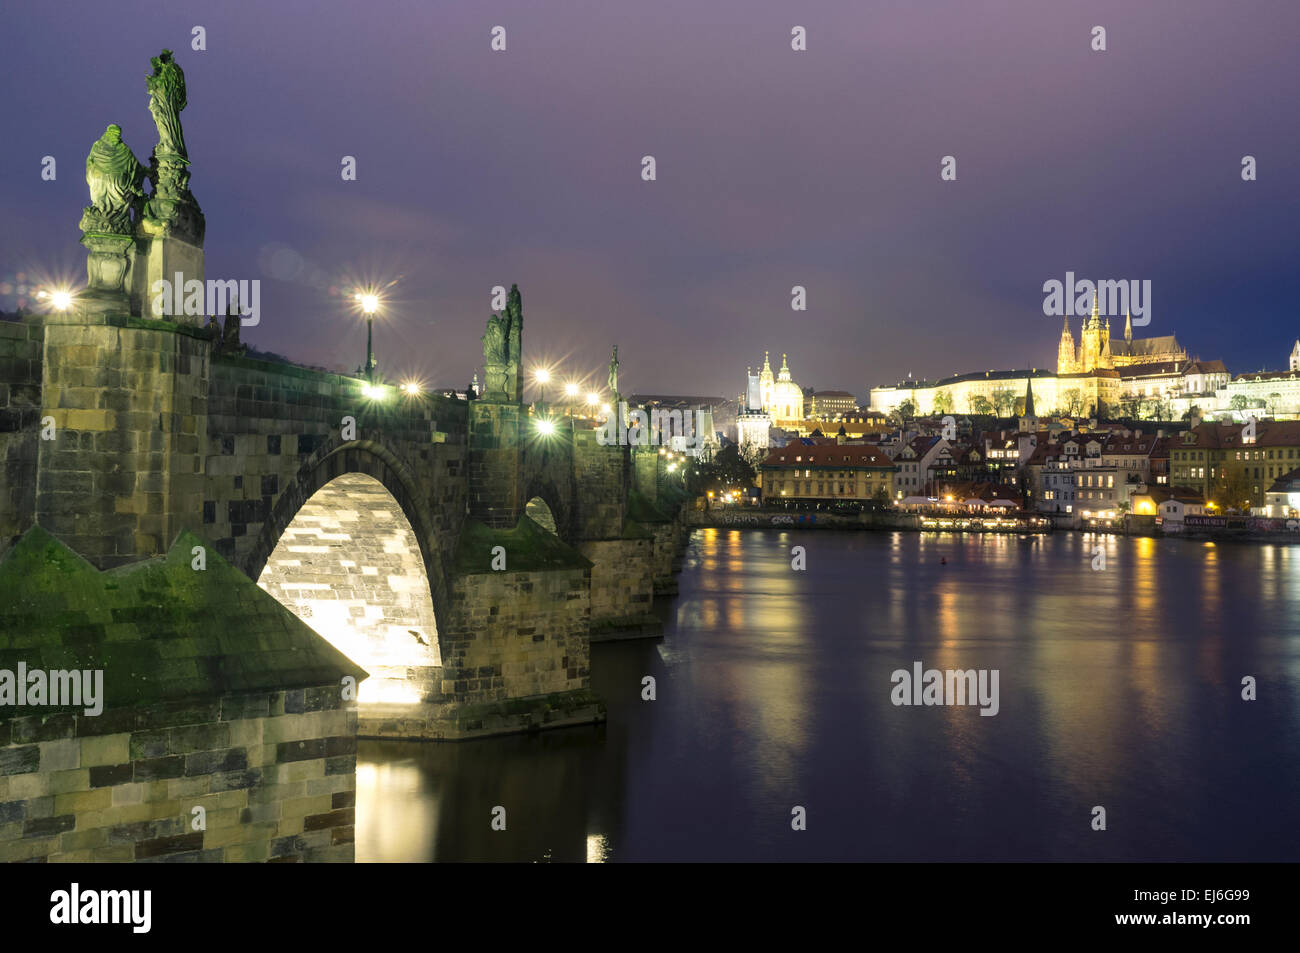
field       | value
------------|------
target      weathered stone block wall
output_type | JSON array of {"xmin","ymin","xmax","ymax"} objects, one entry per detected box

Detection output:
[
  {"xmin": 572, "ymin": 430, "xmax": 627, "ymax": 540},
  {"xmin": 578, "ymin": 537, "xmax": 654, "ymax": 628},
  {"xmin": 36, "ymin": 316, "xmax": 210, "ymax": 568},
  {"xmin": 632, "ymin": 448, "xmax": 661, "ymax": 503},
  {"xmin": 441, "ymin": 566, "xmax": 591, "ymax": 703},
  {"xmin": 0, "ymin": 317, "xmax": 43, "ymax": 559},
  {"xmin": 205, "ymin": 356, "xmax": 468, "ymax": 602},
  {"xmin": 650, "ymin": 522, "xmax": 677, "ymax": 593},
  {"xmin": 360, "ymin": 557, "xmax": 602, "ymax": 739},
  {"xmin": 0, "ymin": 688, "xmax": 356, "ymax": 863},
  {"xmin": 468, "ymin": 401, "xmax": 521, "ymax": 528}
]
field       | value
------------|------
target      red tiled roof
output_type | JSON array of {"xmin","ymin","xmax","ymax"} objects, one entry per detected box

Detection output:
[{"xmin": 1184, "ymin": 420, "xmax": 1300, "ymax": 449}]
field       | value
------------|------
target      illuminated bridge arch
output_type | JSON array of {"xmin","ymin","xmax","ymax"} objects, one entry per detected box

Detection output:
[{"xmin": 251, "ymin": 441, "xmax": 449, "ymax": 705}]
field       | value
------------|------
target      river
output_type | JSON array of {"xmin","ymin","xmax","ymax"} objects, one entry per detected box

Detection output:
[{"xmin": 357, "ymin": 528, "xmax": 1300, "ymax": 861}]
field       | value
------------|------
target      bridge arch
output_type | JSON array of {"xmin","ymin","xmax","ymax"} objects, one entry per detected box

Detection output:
[
  {"xmin": 520, "ymin": 476, "xmax": 571, "ymax": 541},
  {"xmin": 248, "ymin": 440, "xmax": 452, "ymax": 705}
]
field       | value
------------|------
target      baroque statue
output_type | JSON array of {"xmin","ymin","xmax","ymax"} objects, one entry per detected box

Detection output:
[
  {"xmin": 480, "ymin": 283, "xmax": 524, "ymax": 400},
  {"xmin": 482, "ymin": 313, "xmax": 508, "ymax": 366},
  {"xmin": 79, "ymin": 124, "xmax": 145, "ymax": 235},
  {"xmin": 146, "ymin": 49, "xmax": 188, "ymax": 160},
  {"xmin": 143, "ymin": 49, "xmax": 204, "ymax": 242}
]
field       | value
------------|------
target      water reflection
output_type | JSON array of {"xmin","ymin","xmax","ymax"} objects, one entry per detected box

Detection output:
[{"xmin": 359, "ymin": 530, "xmax": 1300, "ymax": 861}]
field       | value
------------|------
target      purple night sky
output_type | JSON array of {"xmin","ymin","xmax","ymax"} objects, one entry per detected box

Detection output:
[{"xmin": 2, "ymin": 0, "xmax": 1297, "ymax": 402}]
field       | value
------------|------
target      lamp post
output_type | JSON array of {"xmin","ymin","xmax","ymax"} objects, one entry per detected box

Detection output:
[
  {"xmin": 356, "ymin": 293, "xmax": 379, "ymax": 383},
  {"xmin": 565, "ymin": 382, "xmax": 579, "ymax": 430},
  {"xmin": 533, "ymin": 367, "xmax": 552, "ymax": 413}
]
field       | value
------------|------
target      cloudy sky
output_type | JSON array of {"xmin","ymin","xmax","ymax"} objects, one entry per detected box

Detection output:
[{"xmin": 2, "ymin": 0, "xmax": 1297, "ymax": 402}]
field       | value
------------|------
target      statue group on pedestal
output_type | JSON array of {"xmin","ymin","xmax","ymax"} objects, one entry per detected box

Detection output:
[
  {"xmin": 79, "ymin": 50, "xmax": 205, "ymax": 301},
  {"xmin": 481, "ymin": 284, "xmax": 523, "ymax": 401}
]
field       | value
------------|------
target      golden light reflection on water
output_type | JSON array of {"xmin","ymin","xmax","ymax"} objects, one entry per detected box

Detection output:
[
  {"xmin": 690, "ymin": 530, "xmax": 812, "ymax": 800},
  {"xmin": 356, "ymin": 759, "xmax": 437, "ymax": 862},
  {"xmin": 586, "ymin": 833, "xmax": 611, "ymax": 863},
  {"xmin": 355, "ymin": 527, "xmax": 1299, "ymax": 862}
]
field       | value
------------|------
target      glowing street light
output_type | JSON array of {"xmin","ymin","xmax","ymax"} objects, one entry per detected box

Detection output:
[
  {"xmin": 37, "ymin": 288, "xmax": 75, "ymax": 312},
  {"xmin": 536, "ymin": 418, "xmax": 557, "ymax": 437},
  {"xmin": 401, "ymin": 381, "xmax": 421, "ymax": 396},
  {"xmin": 564, "ymin": 382, "xmax": 579, "ymax": 398},
  {"xmin": 354, "ymin": 291, "xmax": 381, "ymax": 383},
  {"xmin": 531, "ymin": 367, "xmax": 553, "ymax": 410}
]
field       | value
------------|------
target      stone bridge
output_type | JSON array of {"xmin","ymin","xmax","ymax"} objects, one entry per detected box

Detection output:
[{"xmin": 0, "ymin": 304, "xmax": 690, "ymax": 739}]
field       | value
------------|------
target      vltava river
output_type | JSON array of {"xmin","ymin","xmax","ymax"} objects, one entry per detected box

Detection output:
[{"xmin": 358, "ymin": 529, "xmax": 1300, "ymax": 861}]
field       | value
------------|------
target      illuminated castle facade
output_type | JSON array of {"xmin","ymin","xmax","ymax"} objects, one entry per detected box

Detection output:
[{"xmin": 1057, "ymin": 290, "xmax": 1186, "ymax": 374}]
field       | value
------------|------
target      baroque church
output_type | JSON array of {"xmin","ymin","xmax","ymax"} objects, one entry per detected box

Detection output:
[
  {"xmin": 1057, "ymin": 290, "xmax": 1186, "ymax": 374},
  {"xmin": 756, "ymin": 352, "xmax": 805, "ymax": 428}
]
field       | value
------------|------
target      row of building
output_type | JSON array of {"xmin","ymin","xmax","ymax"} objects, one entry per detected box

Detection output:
[
  {"xmin": 750, "ymin": 380, "xmax": 1300, "ymax": 525},
  {"xmin": 869, "ymin": 294, "xmax": 1300, "ymax": 423}
]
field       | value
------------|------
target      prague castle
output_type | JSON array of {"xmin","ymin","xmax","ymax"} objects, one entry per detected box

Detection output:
[{"xmin": 1057, "ymin": 290, "xmax": 1186, "ymax": 374}]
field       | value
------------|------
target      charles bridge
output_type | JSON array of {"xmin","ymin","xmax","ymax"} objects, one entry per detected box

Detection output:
[
  {"xmin": 0, "ymin": 48, "xmax": 697, "ymax": 865},
  {"xmin": 0, "ymin": 50, "xmax": 689, "ymax": 745},
  {"xmin": 0, "ymin": 290, "xmax": 691, "ymax": 737}
]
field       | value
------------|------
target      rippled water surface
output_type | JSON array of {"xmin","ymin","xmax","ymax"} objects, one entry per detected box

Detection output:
[{"xmin": 358, "ymin": 529, "xmax": 1300, "ymax": 861}]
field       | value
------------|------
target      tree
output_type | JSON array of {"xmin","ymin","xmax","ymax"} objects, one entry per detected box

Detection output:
[
  {"xmin": 699, "ymin": 443, "xmax": 757, "ymax": 494},
  {"xmin": 1182, "ymin": 404, "xmax": 1202, "ymax": 421},
  {"xmin": 1062, "ymin": 388, "xmax": 1085, "ymax": 417},
  {"xmin": 1229, "ymin": 394, "xmax": 1251, "ymax": 411},
  {"xmin": 1268, "ymin": 392, "xmax": 1282, "ymax": 416},
  {"xmin": 897, "ymin": 398, "xmax": 918, "ymax": 420},
  {"xmin": 971, "ymin": 395, "xmax": 993, "ymax": 416},
  {"xmin": 737, "ymin": 440, "xmax": 766, "ymax": 470},
  {"xmin": 1210, "ymin": 469, "xmax": 1254, "ymax": 512},
  {"xmin": 872, "ymin": 485, "xmax": 890, "ymax": 505},
  {"xmin": 932, "ymin": 390, "xmax": 953, "ymax": 415},
  {"xmin": 990, "ymin": 387, "xmax": 1016, "ymax": 417}
]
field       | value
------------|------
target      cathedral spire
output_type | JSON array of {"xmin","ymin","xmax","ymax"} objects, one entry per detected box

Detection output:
[
  {"xmin": 1090, "ymin": 288, "xmax": 1100, "ymax": 327},
  {"xmin": 1124, "ymin": 308, "xmax": 1133, "ymax": 342}
]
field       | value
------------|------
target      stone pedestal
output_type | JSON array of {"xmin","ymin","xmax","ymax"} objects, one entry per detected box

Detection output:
[
  {"xmin": 36, "ymin": 308, "xmax": 210, "ymax": 569},
  {"xmin": 78, "ymin": 232, "xmax": 135, "ymax": 313},
  {"xmin": 133, "ymin": 223, "xmax": 205, "ymax": 323}
]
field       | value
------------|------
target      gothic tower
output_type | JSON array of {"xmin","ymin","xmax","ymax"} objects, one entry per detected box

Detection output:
[{"xmin": 1057, "ymin": 316, "xmax": 1077, "ymax": 374}]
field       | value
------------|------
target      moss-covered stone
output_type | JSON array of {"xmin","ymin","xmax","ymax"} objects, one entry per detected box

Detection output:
[
  {"xmin": 627, "ymin": 489, "xmax": 671, "ymax": 524},
  {"xmin": 0, "ymin": 526, "xmax": 367, "ymax": 720},
  {"xmin": 453, "ymin": 515, "xmax": 593, "ymax": 575}
]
